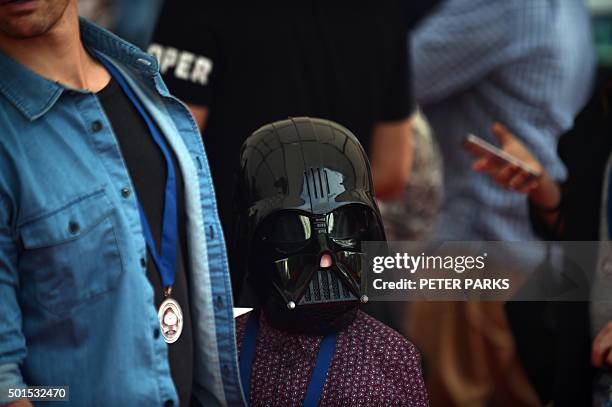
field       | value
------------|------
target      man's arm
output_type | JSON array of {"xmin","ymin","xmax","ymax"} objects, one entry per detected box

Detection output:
[
  {"xmin": 412, "ymin": 0, "xmax": 512, "ymax": 105},
  {"xmin": 186, "ymin": 104, "xmax": 209, "ymax": 132},
  {"xmin": 0, "ymin": 198, "xmax": 28, "ymax": 406},
  {"xmin": 149, "ymin": 1, "xmax": 216, "ymax": 131},
  {"xmin": 370, "ymin": 117, "xmax": 413, "ymax": 201},
  {"xmin": 4, "ymin": 397, "xmax": 32, "ymax": 407},
  {"xmin": 0, "ymin": 364, "xmax": 30, "ymax": 407}
]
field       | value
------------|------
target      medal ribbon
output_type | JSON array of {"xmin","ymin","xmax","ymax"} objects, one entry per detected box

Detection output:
[
  {"xmin": 239, "ymin": 312, "xmax": 337, "ymax": 406},
  {"xmin": 97, "ymin": 55, "xmax": 178, "ymax": 289}
]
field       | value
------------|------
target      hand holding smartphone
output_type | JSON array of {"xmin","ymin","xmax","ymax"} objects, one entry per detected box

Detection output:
[
  {"xmin": 463, "ymin": 133, "xmax": 541, "ymax": 183},
  {"xmin": 463, "ymin": 123, "xmax": 562, "ymax": 216}
]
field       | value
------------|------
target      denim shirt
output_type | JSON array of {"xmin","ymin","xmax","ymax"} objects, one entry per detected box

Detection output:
[{"xmin": 0, "ymin": 19, "xmax": 245, "ymax": 406}]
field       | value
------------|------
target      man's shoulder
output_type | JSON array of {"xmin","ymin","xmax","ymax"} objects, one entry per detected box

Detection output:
[
  {"xmin": 351, "ymin": 310, "xmax": 421, "ymax": 356},
  {"xmin": 0, "ymin": 95, "xmax": 43, "ymax": 155},
  {"xmin": 352, "ymin": 310, "xmax": 402, "ymax": 337}
]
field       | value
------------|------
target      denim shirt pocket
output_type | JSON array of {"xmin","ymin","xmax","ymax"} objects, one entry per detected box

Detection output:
[{"xmin": 19, "ymin": 189, "xmax": 124, "ymax": 316}]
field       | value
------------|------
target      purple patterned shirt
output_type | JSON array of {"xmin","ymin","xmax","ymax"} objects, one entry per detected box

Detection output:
[{"xmin": 236, "ymin": 310, "xmax": 429, "ymax": 406}]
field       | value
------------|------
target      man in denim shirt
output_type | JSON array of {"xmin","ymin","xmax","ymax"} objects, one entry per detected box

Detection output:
[{"xmin": 0, "ymin": 1, "xmax": 243, "ymax": 406}]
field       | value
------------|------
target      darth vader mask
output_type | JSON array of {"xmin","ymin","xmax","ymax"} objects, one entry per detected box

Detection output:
[{"xmin": 236, "ymin": 117, "xmax": 386, "ymax": 335}]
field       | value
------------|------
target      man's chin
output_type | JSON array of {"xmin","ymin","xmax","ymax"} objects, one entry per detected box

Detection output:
[
  {"xmin": 0, "ymin": 18, "xmax": 53, "ymax": 39},
  {"xmin": 0, "ymin": 0, "xmax": 70, "ymax": 40}
]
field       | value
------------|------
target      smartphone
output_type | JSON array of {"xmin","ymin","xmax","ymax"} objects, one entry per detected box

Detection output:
[{"xmin": 462, "ymin": 134, "xmax": 541, "ymax": 180}]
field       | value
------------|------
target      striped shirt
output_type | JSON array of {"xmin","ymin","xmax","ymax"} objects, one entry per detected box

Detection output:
[{"xmin": 413, "ymin": 0, "xmax": 595, "ymax": 243}]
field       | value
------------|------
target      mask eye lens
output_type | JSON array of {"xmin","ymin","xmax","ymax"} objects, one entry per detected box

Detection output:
[
  {"xmin": 327, "ymin": 205, "xmax": 369, "ymax": 240},
  {"xmin": 257, "ymin": 213, "xmax": 312, "ymax": 254},
  {"xmin": 260, "ymin": 213, "xmax": 311, "ymax": 242}
]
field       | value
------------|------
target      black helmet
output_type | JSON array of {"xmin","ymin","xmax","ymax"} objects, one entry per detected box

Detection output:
[{"xmin": 236, "ymin": 117, "xmax": 386, "ymax": 334}]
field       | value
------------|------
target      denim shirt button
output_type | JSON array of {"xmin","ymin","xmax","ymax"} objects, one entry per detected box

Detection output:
[
  {"xmin": 222, "ymin": 364, "xmax": 230, "ymax": 375},
  {"xmin": 140, "ymin": 257, "xmax": 147, "ymax": 268},
  {"xmin": 91, "ymin": 120, "xmax": 103, "ymax": 132},
  {"xmin": 68, "ymin": 221, "xmax": 80, "ymax": 234},
  {"xmin": 215, "ymin": 295, "xmax": 223, "ymax": 309},
  {"xmin": 153, "ymin": 328, "xmax": 160, "ymax": 339},
  {"xmin": 163, "ymin": 400, "xmax": 174, "ymax": 407},
  {"xmin": 121, "ymin": 187, "xmax": 131, "ymax": 198}
]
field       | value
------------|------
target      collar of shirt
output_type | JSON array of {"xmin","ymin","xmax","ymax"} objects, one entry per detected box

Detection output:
[{"xmin": 0, "ymin": 18, "xmax": 160, "ymax": 121}]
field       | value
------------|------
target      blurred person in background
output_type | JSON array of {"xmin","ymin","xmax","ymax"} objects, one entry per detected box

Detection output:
[
  {"xmin": 407, "ymin": 0, "xmax": 595, "ymax": 405},
  {"xmin": 470, "ymin": 75, "xmax": 612, "ymax": 404},
  {"xmin": 375, "ymin": 110, "xmax": 444, "ymax": 332},
  {"xmin": 148, "ymin": 1, "xmax": 441, "ymax": 304},
  {"xmin": 378, "ymin": 110, "xmax": 443, "ymax": 242},
  {"xmin": 470, "ymin": 3, "xmax": 612, "ymax": 402}
]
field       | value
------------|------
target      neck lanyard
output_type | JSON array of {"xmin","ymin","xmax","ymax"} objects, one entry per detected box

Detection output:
[
  {"xmin": 97, "ymin": 55, "xmax": 179, "ymax": 291},
  {"xmin": 239, "ymin": 312, "xmax": 337, "ymax": 407}
]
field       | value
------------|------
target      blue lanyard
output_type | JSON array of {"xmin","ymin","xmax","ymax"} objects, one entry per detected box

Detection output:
[
  {"xmin": 239, "ymin": 312, "xmax": 337, "ymax": 407},
  {"xmin": 97, "ymin": 55, "xmax": 179, "ymax": 289}
]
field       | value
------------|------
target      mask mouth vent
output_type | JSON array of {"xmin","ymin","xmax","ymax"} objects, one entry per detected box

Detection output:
[{"xmin": 299, "ymin": 268, "xmax": 356, "ymax": 305}]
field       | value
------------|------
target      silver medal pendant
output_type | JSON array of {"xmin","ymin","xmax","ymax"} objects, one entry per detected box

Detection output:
[{"xmin": 158, "ymin": 296, "xmax": 183, "ymax": 344}]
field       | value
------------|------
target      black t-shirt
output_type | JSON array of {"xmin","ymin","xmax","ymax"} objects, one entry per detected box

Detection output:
[
  {"xmin": 150, "ymin": 1, "xmax": 416, "ymax": 300},
  {"xmin": 97, "ymin": 77, "xmax": 194, "ymax": 406}
]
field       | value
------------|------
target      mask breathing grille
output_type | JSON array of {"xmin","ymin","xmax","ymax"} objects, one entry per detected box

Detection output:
[
  {"xmin": 304, "ymin": 168, "xmax": 331, "ymax": 200},
  {"xmin": 300, "ymin": 268, "xmax": 354, "ymax": 305}
]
